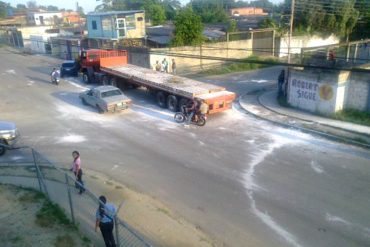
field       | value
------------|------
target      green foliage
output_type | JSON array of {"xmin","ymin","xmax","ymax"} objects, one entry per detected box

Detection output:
[
  {"xmin": 281, "ymin": 0, "xmax": 360, "ymax": 39},
  {"xmin": 259, "ymin": 17, "xmax": 277, "ymax": 29},
  {"xmin": 36, "ymin": 201, "xmax": 72, "ymax": 228},
  {"xmin": 172, "ymin": 8, "xmax": 204, "ymax": 46},
  {"xmin": 333, "ymin": 109, "xmax": 370, "ymax": 127},
  {"xmin": 228, "ymin": 19, "xmax": 238, "ymax": 32},
  {"xmin": 198, "ymin": 56, "xmax": 278, "ymax": 76},
  {"xmin": 0, "ymin": 1, "xmax": 7, "ymax": 19},
  {"xmin": 144, "ymin": 0, "xmax": 166, "ymax": 25},
  {"xmin": 190, "ymin": 0, "xmax": 229, "ymax": 23},
  {"xmin": 162, "ymin": 0, "xmax": 181, "ymax": 20}
]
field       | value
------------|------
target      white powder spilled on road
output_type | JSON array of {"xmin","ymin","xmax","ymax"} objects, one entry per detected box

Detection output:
[
  {"xmin": 6, "ymin": 69, "xmax": 16, "ymax": 74},
  {"xmin": 198, "ymin": 140, "xmax": 205, "ymax": 146},
  {"xmin": 310, "ymin": 160, "xmax": 324, "ymax": 174},
  {"xmin": 251, "ymin": 79, "xmax": 268, "ymax": 83},
  {"xmin": 27, "ymin": 80, "xmax": 34, "ymax": 86},
  {"xmin": 326, "ymin": 213, "xmax": 349, "ymax": 225},
  {"xmin": 326, "ymin": 213, "xmax": 370, "ymax": 241},
  {"xmin": 57, "ymin": 134, "xmax": 86, "ymax": 143},
  {"xmin": 111, "ymin": 165, "xmax": 119, "ymax": 171},
  {"xmin": 243, "ymin": 133, "xmax": 303, "ymax": 247},
  {"xmin": 65, "ymin": 78, "xmax": 89, "ymax": 91}
]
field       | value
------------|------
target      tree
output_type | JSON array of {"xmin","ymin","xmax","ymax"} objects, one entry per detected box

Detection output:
[
  {"xmin": 190, "ymin": 0, "xmax": 230, "ymax": 23},
  {"xmin": 26, "ymin": 1, "xmax": 37, "ymax": 9},
  {"xmin": 228, "ymin": 19, "xmax": 238, "ymax": 32},
  {"xmin": 172, "ymin": 8, "xmax": 204, "ymax": 46},
  {"xmin": 0, "ymin": 1, "xmax": 7, "ymax": 18},
  {"xmin": 259, "ymin": 17, "xmax": 277, "ymax": 29},
  {"xmin": 144, "ymin": 0, "xmax": 166, "ymax": 25},
  {"xmin": 351, "ymin": 0, "xmax": 370, "ymax": 39},
  {"xmin": 162, "ymin": 0, "xmax": 181, "ymax": 20},
  {"xmin": 282, "ymin": 0, "xmax": 360, "ymax": 39},
  {"xmin": 16, "ymin": 4, "xmax": 27, "ymax": 10},
  {"xmin": 47, "ymin": 5, "xmax": 59, "ymax": 11}
]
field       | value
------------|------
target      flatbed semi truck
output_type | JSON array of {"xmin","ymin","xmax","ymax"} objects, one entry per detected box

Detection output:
[{"xmin": 80, "ymin": 49, "xmax": 236, "ymax": 114}]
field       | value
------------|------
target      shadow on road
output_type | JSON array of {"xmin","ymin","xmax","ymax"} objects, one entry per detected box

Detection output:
[{"xmin": 27, "ymin": 75, "xmax": 52, "ymax": 85}]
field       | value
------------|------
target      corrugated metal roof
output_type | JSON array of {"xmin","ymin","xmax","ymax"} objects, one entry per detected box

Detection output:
[{"xmin": 87, "ymin": 11, "xmax": 144, "ymax": 17}]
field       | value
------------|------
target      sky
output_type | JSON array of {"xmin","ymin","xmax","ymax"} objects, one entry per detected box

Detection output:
[{"xmin": 10, "ymin": 0, "xmax": 284, "ymax": 13}]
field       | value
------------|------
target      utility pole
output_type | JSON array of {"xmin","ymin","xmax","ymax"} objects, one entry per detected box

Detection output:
[{"xmin": 287, "ymin": 0, "xmax": 295, "ymax": 64}]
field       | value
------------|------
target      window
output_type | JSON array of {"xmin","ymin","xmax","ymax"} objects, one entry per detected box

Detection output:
[
  {"xmin": 102, "ymin": 17, "xmax": 111, "ymax": 31},
  {"xmin": 137, "ymin": 17, "xmax": 143, "ymax": 21},
  {"xmin": 92, "ymin": 20, "xmax": 97, "ymax": 30},
  {"xmin": 101, "ymin": 90, "xmax": 122, "ymax": 98},
  {"xmin": 125, "ymin": 15, "xmax": 136, "ymax": 30}
]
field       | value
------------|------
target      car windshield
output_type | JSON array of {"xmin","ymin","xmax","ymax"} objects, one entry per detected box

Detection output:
[
  {"xmin": 101, "ymin": 89, "xmax": 122, "ymax": 98},
  {"xmin": 62, "ymin": 62, "xmax": 75, "ymax": 68}
]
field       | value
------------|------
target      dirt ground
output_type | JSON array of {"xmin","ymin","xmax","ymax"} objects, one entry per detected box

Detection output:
[
  {"xmin": 80, "ymin": 168, "xmax": 216, "ymax": 247},
  {"xmin": 0, "ymin": 184, "xmax": 89, "ymax": 247}
]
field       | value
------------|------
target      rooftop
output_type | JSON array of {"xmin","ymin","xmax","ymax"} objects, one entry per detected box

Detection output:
[{"xmin": 87, "ymin": 10, "xmax": 144, "ymax": 16}]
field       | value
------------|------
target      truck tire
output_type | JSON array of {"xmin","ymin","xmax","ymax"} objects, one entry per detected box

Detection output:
[
  {"xmin": 156, "ymin": 91, "xmax": 167, "ymax": 108},
  {"xmin": 167, "ymin": 95, "xmax": 178, "ymax": 112},
  {"xmin": 179, "ymin": 98, "xmax": 189, "ymax": 110},
  {"xmin": 109, "ymin": 77, "xmax": 117, "ymax": 87},
  {"xmin": 0, "ymin": 139, "xmax": 7, "ymax": 156},
  {"xmin": 102, "ymin": 76, "xmax": 109, "ymax": 85},
  {"xmin": 82, "ymin": 72, "xmax": 90, "ymax": 84}
]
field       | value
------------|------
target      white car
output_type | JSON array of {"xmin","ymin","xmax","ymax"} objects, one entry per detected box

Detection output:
[{"xmin": 79, "ymin": 86, "xmax": 131, "ymax": 113}]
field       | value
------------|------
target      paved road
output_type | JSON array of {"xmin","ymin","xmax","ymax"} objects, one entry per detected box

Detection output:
[{"xmin": 1, "ymin": 49, "xmax": 370, "ymax": 247}]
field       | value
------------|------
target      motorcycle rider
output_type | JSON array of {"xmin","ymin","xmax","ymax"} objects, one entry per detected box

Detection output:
[
  {"xmin": 51, "ymin": 67, "xmax": 60, "ymax": 84},
  {"xmin": 185, "ymin": 99, "xmax": 197, "ymax": 124}
]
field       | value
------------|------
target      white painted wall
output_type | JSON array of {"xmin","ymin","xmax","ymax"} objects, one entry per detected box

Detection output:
[
  {"xmin": 279, "ymin": 35, "xmax": 339, "ymax": 58},
  {"xmin": 30, "ymin": 34, "xmax": 58, "ymax": 53},
  {"xmin": 27, "ymin": 12, "xmax": 62, "ymax": 26}
]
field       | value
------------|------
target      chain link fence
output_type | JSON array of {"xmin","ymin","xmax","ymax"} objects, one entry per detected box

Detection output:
[{"xmin": 0, "ymin": 145, "xmax": 152, "ymax": 247}]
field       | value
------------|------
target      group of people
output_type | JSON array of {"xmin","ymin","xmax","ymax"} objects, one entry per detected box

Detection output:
[
  {"xmin": 185, "ymin": 98, "xmax": 209, "ymax": 124},
  {"xmin": 155, "ymin": 58, "xmax": 176, "ymax": 74},
  {"xmin": 69, "ymin": 151, "xmax": 117, "ymax": 247}
]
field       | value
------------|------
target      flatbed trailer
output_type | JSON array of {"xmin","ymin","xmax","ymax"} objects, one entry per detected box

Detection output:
[{"xmin": 80, "ymin": 49, "xmax": 236, "ymax": 114}]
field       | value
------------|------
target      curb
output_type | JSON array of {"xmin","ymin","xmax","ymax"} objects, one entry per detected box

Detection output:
[
  {"xmin": 257, "ymin": 90, "xmax": 370, "ymax": 139},
  {"xmin": 236, "ymin": 93, "xmax": 370, "ymax": 149}
]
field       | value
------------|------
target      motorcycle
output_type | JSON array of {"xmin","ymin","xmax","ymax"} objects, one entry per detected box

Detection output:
[
  {"xmin": 51, "ymin": 70, "xmax": 60, "ymax": 85},
  {"xmin": 174, "ymin": 106, "xmax": 207, "ymax": 126}
]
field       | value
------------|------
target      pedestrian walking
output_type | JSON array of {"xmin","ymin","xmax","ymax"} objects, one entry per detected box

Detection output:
[
  {"xmin": 95, "ymin": 195, "xmax": 117, "ymax": 247},
  {"xmin": 70, "ymin": 150, "xmax": 85, "ymax": 194},
  {"xmin": 171, "ymin": 58, "xmax": 176, "ymax": 74}
]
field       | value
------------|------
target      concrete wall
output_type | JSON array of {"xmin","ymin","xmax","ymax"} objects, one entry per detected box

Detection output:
[
  {"xmin": 150, "ymin": 39, "xmax": 253, "ymax": 74},
  {"xmin": 288, "ymin": 69, "xmax": 349, "ymax": 115},
  {"xmin": 278, "ymin": 35, "xmax": 339, "ymax": 58},
  {"xmin": 345, "ymin": 72, "xmax": 370, "ymax": 111},
  {"xmin": 288, "ymin": 68, "xmax": 370, "ymax": 115}
]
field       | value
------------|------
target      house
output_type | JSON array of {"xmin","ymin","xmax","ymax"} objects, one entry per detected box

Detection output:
[
  {"xmin": 62, "ymin": 11, "xmax": 82, "ymax": 25},
  {"xmin": 86, "ymin": 11, "xmax": 145, "ymax": 41},
  {"xmin": 27, "ymin": 11, "xmax": 63, "ymax": 26},
  {"xmin": 230, "ymin": 7, "xmax": 268, "ymax": 17}
]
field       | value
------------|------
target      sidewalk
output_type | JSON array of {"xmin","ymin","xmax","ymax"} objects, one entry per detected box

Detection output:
[{"xmin": 239, "ymin": 88, "xmax": 370, "ymax": 148}]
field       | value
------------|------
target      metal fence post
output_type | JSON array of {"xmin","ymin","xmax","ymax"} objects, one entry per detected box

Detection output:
[
  {"xmin": 32, "ymin": 149, "xmax": 43, "ymax": 193},
  {"xmin": 65, "ymin": 173, "xmax": 75, "ymax": 224},
  {"xmin": 115, "ymin": 216, "xmax": 120, "ymax": 247}
]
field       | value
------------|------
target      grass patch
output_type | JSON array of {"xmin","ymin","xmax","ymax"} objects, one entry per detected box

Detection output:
[
  {"xmin": 90, "ymin": 175, "xmax": 98, "ymax": 179},
  {"xmin": 36, "ymin": 200, "xmax": 72, "ymax": 228},
  {"xmin": 105, "ymin": 181, "xmax": 113, "ymax": 186},
  {"xmin": 81, "ymin": 235, "xmax": 91, "ymax": 244},
  {"xmin": 10, "ymin": 236, "xmax": 23, "ymax": 243},
  {"xmin": 157, "ymin": 207, "xmax": 170, "ymax": 216},
  {"xmin": 333, "ymin": 109, "xmax": 370, "ymax": 127},
  {"xmin": 198, "ymin": 55, "xmax": 278, "ymax": 76},
  {"xmin": 54, "ymin": 234, "xmax": 75, "ymax": 247},
  {"xmin": 115, "ymin": 185, "xmax": 123, "ymax": 189},
  {"xmin": 19, "ymin": 190, "xmax": 45, "ymax": 203}
]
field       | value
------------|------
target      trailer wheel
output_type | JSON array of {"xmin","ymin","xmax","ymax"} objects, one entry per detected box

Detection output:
[
  {"xmin": 0, "ymin": 139, "xmax": 6, "ymax": 156},
  {"xmin": 109, "ymin": 77, "xmax": 117, "ymax": 87},
  {"xmin": 82, "ymin": 72, "xmax": 90, "ymax": 84},
  {"xmin": 167, "ymin": 95, "xmax": 178, "ymax": 112},
  {"xmin": 156, "ymin": 91, "xmax": 167, "ymax": 108},
  {"xmin": 179, "ymin": 98, "xmax": 189, "ymax": 109},
  {"xmin": 102, "ymin": 76, "xmax": 109, "ymax": 85}
]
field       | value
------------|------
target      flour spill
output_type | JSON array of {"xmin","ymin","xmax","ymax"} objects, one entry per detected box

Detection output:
[
  {"xmin": 6, "ymin": 69, "xmax": 16, "ymax": 74},
  {"xmin": 57, "ymin": 134, "xmax": 86, "ymax": 143},
  {"xmin": 243, "ymin": 131, "xmax": 305, "ymax": 247},
  {"xmin": 310, "ymin": 160, "xmax": 324, "ymax": 174}
]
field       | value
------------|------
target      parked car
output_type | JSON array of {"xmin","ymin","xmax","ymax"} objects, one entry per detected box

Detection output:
[
  {"xmin": 79, "ymin": 86, "xmax": 131, "ymax": 113},
  {"xmin": 60, "ymin": 60, "xmax": 80, "ymax": 77},
  {"xmin": 0, "ymin": 121, "xmax": 20, "ymax": 156}
]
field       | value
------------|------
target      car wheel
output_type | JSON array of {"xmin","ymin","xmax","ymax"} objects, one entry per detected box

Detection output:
[
  {"xmin": 97, "ymin": 105, "xmax": 105, "ymax": 114},
  {"xmin": 82, "ymin": 72, "xmax": 90, "ymax": 84},
  {"xmin": 0, "ymin": 139, "xmax": 7, "ymax": 156}
]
